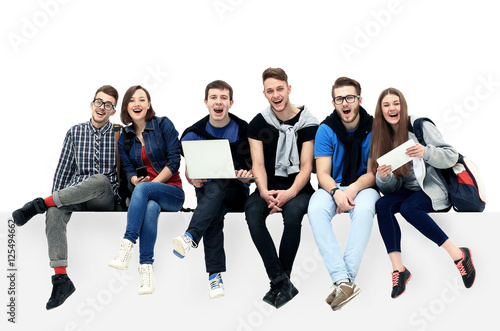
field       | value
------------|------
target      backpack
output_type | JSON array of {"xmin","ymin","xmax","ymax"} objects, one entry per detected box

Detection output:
[
  {"xmin": 411, "ymin": 118, "xmax": 486, "ymax": 212},
  {"xmin": 113, "ymin": 124, "xmax": 134, "ymax": 211}
]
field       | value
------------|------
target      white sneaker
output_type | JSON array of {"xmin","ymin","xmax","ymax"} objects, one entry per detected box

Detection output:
[
  {"xmin": 208, "ymin": 273, "xmax": 225, "ymax": 299},
  {"xmin": 138, "ymin": 264, "xmax": 155, "ymax": 295},
  {"xmin": 108, "ymin": 238, "xmax": 133, "ymax": 270},
  {"xmin": 172, "ymin": 234, "xmax": 196, "ymax": 259}
]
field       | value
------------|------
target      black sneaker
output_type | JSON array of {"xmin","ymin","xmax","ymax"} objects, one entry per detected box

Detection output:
[
  {"xmin": 455, "ymin": 247, "xmax": 476, "ymax": 288},
  {"xmin": 262, "ymin": 282, "xmax": 278, "ymax": 307},
  {"xmin": 46, "ymin": 274, "xmax": 76, "ymax": 310},
  {"xmin": 391, "ymin": 267, "xmax": 411, "ymax": 298},
  {"xmin": 12, "ymin": 198, "xmax": 47, "ymax": 226},
  {"xmin": 274, "ymin": 276, "xmax": 299, "ymax": 309}
]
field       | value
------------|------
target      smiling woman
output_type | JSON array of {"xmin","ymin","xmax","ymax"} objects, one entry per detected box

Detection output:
[
  {"xmin": 369, "ymin": 87, "xmax": 476, "ymax": 300},
  {"xmin": 109, "ymin": 85, "xmax": 185, "ymax": 295}
]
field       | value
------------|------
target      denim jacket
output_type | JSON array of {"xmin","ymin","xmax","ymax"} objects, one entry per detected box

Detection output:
[{"xmin": 118, "ymin": 116, "xmax": 181, "ymax": 184}]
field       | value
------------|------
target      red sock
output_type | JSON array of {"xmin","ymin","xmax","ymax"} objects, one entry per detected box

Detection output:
[
  {"xmin": 54, "ymin": 266, "xmax": 67, "ymax": 275},
  {"xmin": 44, "ymin": 196, "xmax": 56, "ymax": 208}
]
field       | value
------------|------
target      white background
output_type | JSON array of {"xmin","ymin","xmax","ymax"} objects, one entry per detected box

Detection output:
[{"xmin": 1, "ymin": 0, "xmax": 499, "ymax": 330}]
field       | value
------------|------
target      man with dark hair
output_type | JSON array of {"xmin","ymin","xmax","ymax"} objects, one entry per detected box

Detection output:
[
  {"xmin": 12, "ymin": 85, "xmax": 120, "ymax": 310},
  {"xmin": 172, "ymin": 80, "xmax": 253, "ymax": 299},
  {"xmin": 307, "ymin": 77, "xmax": 379, "ymax": 311},
  {"xmin": 245, "ymin": 68, "xmax": 319, "ymax": 308}
]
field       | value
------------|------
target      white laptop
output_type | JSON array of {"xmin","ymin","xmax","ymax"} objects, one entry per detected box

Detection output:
[{"xmin": 181, "ymin": 139, "xmax": 256, "ymax": 180}]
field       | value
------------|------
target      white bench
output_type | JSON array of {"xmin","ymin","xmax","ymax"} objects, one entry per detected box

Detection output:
[{"xmin": 2, "ymin": 211, "xmax": 494, "ymax": 330}]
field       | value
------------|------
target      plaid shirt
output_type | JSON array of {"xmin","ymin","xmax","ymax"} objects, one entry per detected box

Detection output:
[{"xmin": 52, "ymin": 120, "xmax": 120, "ymax": 203}]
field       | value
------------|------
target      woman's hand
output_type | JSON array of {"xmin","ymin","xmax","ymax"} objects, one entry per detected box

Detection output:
[
  {"xmin": 377, "ymin": 164, "xmax": 392, "ymax": 178},
  {"xmin": 406, "ymin": 143, "xmax": 425, "ymax": 158},
  {"xmin": 131, "ymin": 175, "xmax": 150, "ymax": 186}
]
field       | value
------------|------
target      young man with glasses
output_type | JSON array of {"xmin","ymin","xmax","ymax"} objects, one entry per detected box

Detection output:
[
  {"xmin": 307, "ymin": 77, "xmax": 380, "ymax": 311},
  {"xmin": 245, "ymin": 68, "xmax": 319, "ymax": 309},
  {"xmin": 12, "ymin": 85, "xmax": 121, "ymax": 310}
]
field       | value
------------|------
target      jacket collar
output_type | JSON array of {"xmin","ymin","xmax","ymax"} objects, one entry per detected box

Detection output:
[{"xmin": 124, "ymin": 116, "xmax": 157, "ymax": 134}]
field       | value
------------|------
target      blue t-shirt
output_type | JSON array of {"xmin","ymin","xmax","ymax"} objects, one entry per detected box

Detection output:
[
  {"xmin": 182, "ymin": 119, "xmax": 248, "ymax": 190},
  {"xmin": 182, "ymin": 119, "xmax": 239, "ymax": 142},
  {"xmin": 314, "ymin": 123, "xmax": 372, "ymax": 184}
]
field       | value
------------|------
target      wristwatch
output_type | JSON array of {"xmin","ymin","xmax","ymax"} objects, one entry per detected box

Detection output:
[{"xmin": 329, "ymin": 188, "xmax": 339, "ymax": 198}]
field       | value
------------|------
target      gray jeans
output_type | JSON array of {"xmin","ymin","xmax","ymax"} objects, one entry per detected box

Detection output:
[{"xmin": 46, "ymin": 174, "xmax": 115, "ymax": 267}]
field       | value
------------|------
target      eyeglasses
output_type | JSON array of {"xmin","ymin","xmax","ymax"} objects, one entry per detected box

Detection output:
[
  {"xmin": 333, "ymin": 95, "xmax": 360, "ymax": 105},
  {"xmin": 92, "ymin": 98, "xmax": 115, "ymax": 111}
]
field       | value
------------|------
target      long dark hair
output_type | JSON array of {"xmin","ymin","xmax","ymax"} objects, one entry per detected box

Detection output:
[{"xmin": 369, "ymin": 87, "xmax": 411, "ymax": 178}]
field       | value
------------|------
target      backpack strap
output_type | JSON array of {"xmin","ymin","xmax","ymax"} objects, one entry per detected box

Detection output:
[
  {"xmin": 123, "ymin": 129, "xmax": 135, "ymax": 153},
  {"xmin": 113, "ymin": 124, "xmax": 122, "ymax": 184},
  {"xmin": 409, "ymin": 117, "xmax": 435, "ymax": 146}
]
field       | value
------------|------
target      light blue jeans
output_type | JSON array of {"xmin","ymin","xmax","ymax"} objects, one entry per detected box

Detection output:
[
  {"xmin": 124, "ymin": 182, "xmax": 184, "ymax": 264},
  {"xmin": 307, "ymin": 187, "xmax": 379, "ymax": 284}
]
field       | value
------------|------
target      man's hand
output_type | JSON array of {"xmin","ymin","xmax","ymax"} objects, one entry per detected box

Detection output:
[
  {"xmin": 190, "ymin": 178, "xmax": 208, "ymax": 188},
  {"xmin": 260, "ymin": 189, "xmax": 281, "ymax": 214},
  {"xmin": 333, "ymin": 189, "xmax": 355, "ymax": 214},
  {"xmin": 266, "ymin": 189, "xmax": 297, "ymax": 214},
  {"xmin": 235, "ymin": 169, "xmax": 254, "ymax": 183}
]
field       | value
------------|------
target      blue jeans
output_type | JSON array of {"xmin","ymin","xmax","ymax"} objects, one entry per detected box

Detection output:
[
  {"xmin": 245, "ymin": 189, "xmax": 312, "ymax": 280},
  {"xmin": 307, "ymin": 187, "xmax": 379, "ymax": 284},
  {"xmin": 124, "ymin": 182, "xmax": 184, "ymax": 264},
  {"xmin": 186, "ymin": 179, "xmax": 248, "ymax": 274},
  {"xmin": 376, "ymin": 188, "xmax": 449, "ymax": 254}
]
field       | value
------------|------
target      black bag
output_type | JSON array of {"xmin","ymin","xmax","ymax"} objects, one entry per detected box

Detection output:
[{"xmin": 411, "ymin": 118, "xmax": 486, "ymax": 212}]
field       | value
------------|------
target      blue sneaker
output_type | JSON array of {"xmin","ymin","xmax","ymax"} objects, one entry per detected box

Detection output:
[
  {"xmin": 172, "ymin": 233, "xmax": 196, "ymax": 259},
  {"xmin": 208, "ymin": 273, "xmax": 224, "ymax": 299}
]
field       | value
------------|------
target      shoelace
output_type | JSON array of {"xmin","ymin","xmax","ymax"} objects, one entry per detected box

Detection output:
[
  {"xmin": 183, "ymin": 234, "xmax": 198, "ymax": 249},
  {"xmin": 392, "ymin": 271, "xmax": 400, "ymax": 287},
  {"xmin": 456, "ymin": 259, "xmax": 466, "ymax": 276},
  {"xmin": 115, "ymin": 242, "xmax": 132, "ymax": 262},
  {"xmin": 334, "ymin": 285, "xmax": 347, "ymax": 297},
  {"xmin": 209, "ymin": 275, "xmax": 222, "ymax": 290},
  {"xmin": 139, "ymin": 267, "xmax": 152, "ymax": 287}
]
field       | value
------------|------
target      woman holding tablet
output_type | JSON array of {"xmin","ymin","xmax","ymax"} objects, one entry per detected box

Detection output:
[{"xmin": 369, "ymin": 87, "xmax": 476, "ymax": 299}]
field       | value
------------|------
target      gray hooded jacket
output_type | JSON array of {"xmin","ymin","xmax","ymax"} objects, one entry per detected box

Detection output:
[{"xmin": 376, "ymin": 115, "xmax": 458, "ymax": 211}]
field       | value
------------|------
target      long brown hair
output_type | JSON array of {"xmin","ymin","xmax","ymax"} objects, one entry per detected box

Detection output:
[
  {"xmin": 369, "ymin": 88, "xmax": 411, "ymax": 178},
  {"xmin": 120, "ymin": 85, "xmax": 156, "ymax": 125}
]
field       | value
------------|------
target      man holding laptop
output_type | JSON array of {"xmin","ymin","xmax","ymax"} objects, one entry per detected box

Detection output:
[{"xmin": 172, "ymin": 80, "xmax": 252, "ymax": 299}]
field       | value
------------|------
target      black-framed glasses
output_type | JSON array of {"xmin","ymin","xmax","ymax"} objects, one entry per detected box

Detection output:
[
  {"xmin": 92, "ymin": 98, "xmax": 115, "ymax": 111},
  {"xmin": 333, "ymin": 95, "xmax": 360, "ymax": 105}
]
